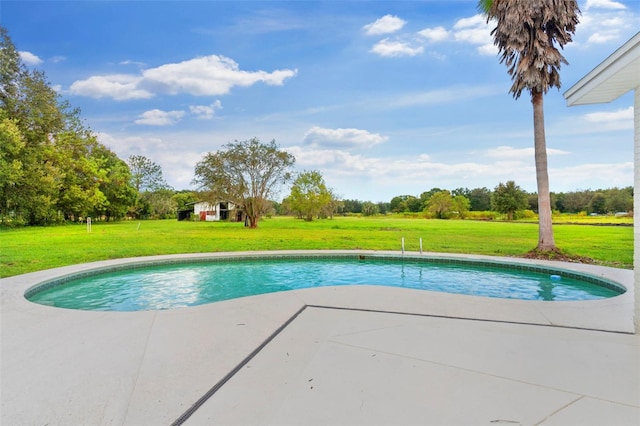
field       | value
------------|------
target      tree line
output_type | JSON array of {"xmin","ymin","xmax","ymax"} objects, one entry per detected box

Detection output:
[
  {"xmin": 1, "ymin": 28, "xmax": 134, "ymax": 225},
  {"xmin": 0, "ymin": 27, "xmax": 201, "ymax": 225},
  {"xmin": 303, "ymin": 183, "xmax": 632, "ymax": 219}
]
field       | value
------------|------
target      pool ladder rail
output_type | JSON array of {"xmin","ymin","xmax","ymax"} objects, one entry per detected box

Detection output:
[{"xmin": 401, "ymin": 237, "xmax": 424, "ymax": 255}]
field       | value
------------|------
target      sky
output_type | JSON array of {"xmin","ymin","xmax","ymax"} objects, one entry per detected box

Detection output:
[{"xmin": 2, "ymin": 0, "xmax": 639, "ymax": 202}]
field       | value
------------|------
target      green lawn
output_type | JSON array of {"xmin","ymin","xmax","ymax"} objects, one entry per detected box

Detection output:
[{"xmin": 0, "ymin": 216, "xmax": 633, "ymax": 278}]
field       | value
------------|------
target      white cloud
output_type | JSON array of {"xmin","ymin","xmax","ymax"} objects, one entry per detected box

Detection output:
[
  {"xmin": 96, "ymin": 128, "xmax": 632, "ymax": 200},
  {"xmin": 96, "ymin": 132, "xmax": 203, "ymax": 190},
  {"xmin": 413, "ymin": 14, "xmax": 495, "ymax": 56},
  {"xmin": 451, "ymin": 14, "xmax": 494, "ymax": 55},
  {"xmin": 453, "ymin": 14, "xmax": 486, "ymax": 30},
  {"xmin": 289, "ymin": 146, "xmax": 379, "ymax": 171},
  {"xmin": 189, "ymin": 101, "xmax": 223, "ymax": 120},
  {"xmin": 453, "ymin": 26, "xmax": 490, "ymax": 45},
  {"xmin": 485, "ymin": 146, "xmax": 569, "ymax": 160},
  {"xmin": 585, "ymin": 0, "xmax": 626, "ymax": 10},
  {"xmin": 417, "ymin": 26, "xmax": 449, "ymax": 42},
  {"xmin": 584, "ymin": 107, "xmax": 634, "ymax": 124},
  {"xmin": 70, "ymin": 74, "xmax": 152, "ymax": 100},
  {"xmin": 51, "ymin": 56, "xmax": 66, "ymax": 63},
  {"xmin": 119, "ymin": 59, "xmax": 146, "ymax": 67},
  {"xmin": 363, "ymin": 15, "xmax": 406, "ymax": 35},
  {"xmin": 69, "ymin": 55, "xmax": 297, "ymax": 100},
  {"xmin": 389, "ymin": 85, "xmax": 497, "ymax": 108},
  {"xmin": 477, "ymin": 43, "xmax": 498, "ymax": 56},
  {"xmin": 142, "ymin": 55, "xmax": 297, "ymax": 95},
  {"xmin": 600, "ymin": 17, "xmax": 626, "ymax": 27},
  {"xmin": 278, "ymin": 144, "xmax": 629, "ymax": 198},
  {"xmin": 287, "ymin": 144, "xmax": 540, "ymax": 193},
  {"xmin": 19, "ymin": 51, "xmax": 43, "ymax": 66},
  {"xmin": 370, "ymin": 38, "xmax": 424, "ymax": 57},
  {"xmin": 586, "ymin": 31, "xmax": 620, "ymax": 44},
  {"xmin": 551, "ymin": 162, "xmax": 633, "ymax": 190},
  {"xmin": 303, "ymin": 126, "xmax": 388, "ymax": 149},
  {"xmin": 97, "ymin": 132, "xmax": 167, "ymax": 154},
  {"xmin": 134, "ymin": 109, "xmax": 186, "ymax": 126},
  {"xmin": 366, "ymin": 12, "xmax": 496, "ymax": 59},
  {"xmin": 554, "ymin": 107, "xmax": 635, "ymax": 135},
  {"xmin": 576, "ymin": 1, "xmax": 637, "ymax": 47}
]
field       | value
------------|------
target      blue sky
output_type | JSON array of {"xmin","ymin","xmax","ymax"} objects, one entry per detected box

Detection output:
[{"xmin": 3, "ymin": 0, "xmax": 638, "ymax": 202}]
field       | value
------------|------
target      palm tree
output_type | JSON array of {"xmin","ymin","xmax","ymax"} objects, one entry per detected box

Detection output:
[{"xmin": 479, "ymin": 0, "xmax": 580, "ymax": 252}]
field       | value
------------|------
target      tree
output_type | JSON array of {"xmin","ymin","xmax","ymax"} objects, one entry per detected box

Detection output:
[
  {"xmin": 127, "ymin": 155, "xmax": 168, "ymax": 192},
  {"xmin": 556, "ymin": 190, "xmax": 592, "ymax": 213},
  {"xmin": 1, "ymin": 27, "xmax": 88, "ymax": 224},
  {"xmin": 420, "ymin": 188, "xmax": 443, "ymax": 209},
  {"xmin": 2, "ymin": 68, "xmax": 67, "ymax": 224},
  {"xmin": 426, "ymin": 190, "xmax": 453, "ymax": 219},
  {"xmin": 288, "ymin": 170, "xmax": 333, "ymax": 221},
  {"xmin": 0, "ymin": 116, "xmax": 25, "ymax": 224},
  {"xmin": 376, "ymin": 202, "xmax": 390, "ymax": 215},
  {"xmin": 389, "ymin": 195, "xmax": 421, "ymax": 213},
  {"xmin": 452, "ymin": 195, "xmax": 471, "ymax": 219},
  {"xmin": 604, "ymin": 187, "xmax": 633, "ymax": 213},
  {"xmin": 173, "ymin": 191, "xmax": 198, "ymax": 212},
  {"xmin": 193, "ymin": 138, "xmax": 294, "ymax": 228},
  {"xmin": 0, "ymin": 27, "xmax": 22, "ymax": 115},
  {"xmin": 389, "ymin": 195, "xmax": 411, "ymax": 213},
  {"xmin": 141, "ymin": 189, "xmax": 177, "ymax": 219},
  {"xmin": 319, "ymin": 187, "xmax": 339, "ymax": 219},
  {"xmin": 340, "ymin": 199, "xmax": 363, "ymax": 214},
  {"xmin": 467, "ymin": 187, "xmax": 492, "ymax": 211},
  {"xmin": 93, "ymin": 145, "xmax": 136, "ymax": 221},
  {"xmin": 361, "ymin": 201, "xmax": 379, "ymax": 216},
  {"xmin": 126, "ymin": 155, "xmax": 170, "ymax": 219},
  {"xmin": 589, "ymin": 192, "xmax": 606, "ymax": 215},
  {"xmin": 405, "ymin": 196, "xmax": 422, "ymax": 213},
  {"xmin": 1, "ymin": 26, "xmax": 135, "ymax": 225},
  {"xmin": 480, "ymin": 0, "xmax": 580, "ymax": 251},
  {"xmin": 491, "ymin": 181, "xmax": 528, "ymax": 220}
]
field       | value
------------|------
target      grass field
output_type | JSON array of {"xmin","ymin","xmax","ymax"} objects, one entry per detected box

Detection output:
[{"xmin": 0, "ymin": 216, "xmax": 632, "ymax": 278}]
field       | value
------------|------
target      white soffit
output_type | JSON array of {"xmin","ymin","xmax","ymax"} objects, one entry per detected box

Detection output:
[{"xmin": 564, "ymin": 32, "xmax": 640, "ymax": 106}]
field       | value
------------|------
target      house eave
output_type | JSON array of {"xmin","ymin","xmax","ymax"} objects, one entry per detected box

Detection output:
[{"xmin": 564, "ymin": 32, "xmax": 640, "ymax": 106}]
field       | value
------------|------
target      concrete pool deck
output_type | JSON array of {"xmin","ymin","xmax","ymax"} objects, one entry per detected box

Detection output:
[{"xmin": 1, "ymin": 251, "xmax": 638, "ymax": 425}]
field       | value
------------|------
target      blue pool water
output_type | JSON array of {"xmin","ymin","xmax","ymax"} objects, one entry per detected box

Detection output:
[{"xmin": 27, "ymin": 257, "xmax": 623, "ymax": 311}]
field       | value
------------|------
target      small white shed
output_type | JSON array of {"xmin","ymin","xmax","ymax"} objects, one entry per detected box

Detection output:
[{"xmin": 193, "ymin": 201, "xmax": 236, "ymax": 221}]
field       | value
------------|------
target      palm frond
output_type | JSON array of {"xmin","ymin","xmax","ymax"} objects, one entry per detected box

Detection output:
[{"xmin": 484, "ymin": 0, "xmax": 580, "ymax": 99}]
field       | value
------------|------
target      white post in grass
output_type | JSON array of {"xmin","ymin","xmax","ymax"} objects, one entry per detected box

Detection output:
[
  {"xmin": 87, "ymin": 217, "xmax": 91, "ymax": 233},
  {"xmin": 401, "ymin": 237, "xmax": 405, "ymax": 254}
]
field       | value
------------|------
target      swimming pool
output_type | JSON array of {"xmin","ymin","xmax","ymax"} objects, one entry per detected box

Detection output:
[{"xmin": 26, "ymin": 254, "xmax": 624, "ymax": 311}]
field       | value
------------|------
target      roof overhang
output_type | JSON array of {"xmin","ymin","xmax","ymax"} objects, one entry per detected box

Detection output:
[{"xmin": 564, "ymin": 32, "xmax": 640, "ymax": 106}]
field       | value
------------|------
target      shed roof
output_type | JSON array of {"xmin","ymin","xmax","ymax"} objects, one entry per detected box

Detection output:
[{"xmin": 564, "ymin": 32, "xmax": 640, "ymax": 106}]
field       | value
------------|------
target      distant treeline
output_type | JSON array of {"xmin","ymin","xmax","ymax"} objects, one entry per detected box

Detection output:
[{"xmin": 329, "ymin": 186, "xmax": 633, "ymax": 216}]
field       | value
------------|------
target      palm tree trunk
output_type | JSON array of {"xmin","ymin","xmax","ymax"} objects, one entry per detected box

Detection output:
[{"xmin": 532, "ymin": 90, "xmax": 556, "ymax": 251}]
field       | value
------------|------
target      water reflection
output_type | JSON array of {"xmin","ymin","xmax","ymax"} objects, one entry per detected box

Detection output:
[{"xmin": 537, "ymin": 279, "xmax": 556, "ymax": 301}]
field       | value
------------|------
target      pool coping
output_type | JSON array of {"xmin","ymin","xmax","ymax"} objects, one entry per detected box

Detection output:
[{"xmin": 1, "ymin": 250, "xmax": 636, "ymax": 425}]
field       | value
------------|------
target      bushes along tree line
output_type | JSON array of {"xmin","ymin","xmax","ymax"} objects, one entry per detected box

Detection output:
[{"xmin": 338, "ymin": 184, "xmax": 632, "ymax": 218}]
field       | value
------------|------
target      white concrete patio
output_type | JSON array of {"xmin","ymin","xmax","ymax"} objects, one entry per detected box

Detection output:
[{"xmin": 1, "ymin": 251, "xmax": 638, "ymax": 425}]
